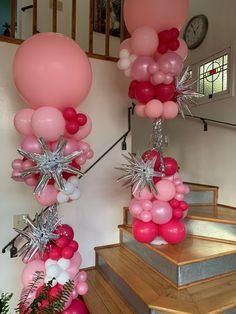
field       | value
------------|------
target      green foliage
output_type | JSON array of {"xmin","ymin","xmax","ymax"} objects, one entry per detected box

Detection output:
[{"xmin": 0, "ymin": 292, "xmax": 13, "ymax": 314}]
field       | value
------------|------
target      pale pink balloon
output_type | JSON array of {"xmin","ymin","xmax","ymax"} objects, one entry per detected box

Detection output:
[
  {"xmin": 35, "ymin": 185, "xmax": 58, "ymax": 205},
  {"xmin": 158, "ymin": 52, "xmax": 183, "ymax": 76},
  {"xmin": 22, "ymin": 260, "xmax": 45, "ymax": 287},
  {"xmin": 135, "ymin": 104, "xmax": 146, "ymax": 118},
  {"xmin": 139, "ymin": 210, "xmax": 152, "ymax": 222},
  {"xmin": 63, "ymin": 139, "xmax": 79, "ymax": 156},
  {"xmin": 67, "ymin": 261, "xmax": 80, "ymax": 280},
  {"xmin": 140, "ymin": 199, "xmax": 153, "ymax": 211},
  {"xmin": 184, "ymin": 185, "xmax": 190, "ymax": 194},
  {"xmin": 20, "ymin": 288, "xmax": 36, "ymax": 307},
  {"xmin": 76, "ymin": 282, "xmax": 88, "ymax": 296},
  {"xmin": 148, "ymin": 62, "xmax": 159, "ymax": 75},
  {"xmin": 14, "ymin": 108, "xmax": 34, "ymax": 136},
  {"xmin": 77, "ymin": 141, "xmax": 90, "ymax": 153},
  {"xmin": 13, "ymin": 32, "xmax": 92, "ymax": 109},
  {"xmin": 120, "ymin": 38, "xmax": 131, "ymax": 52},
  {"xmin": 75, "ymin": 155, "xmax": 86, "ymax": 166},
  {"xmin": 31, "ymin": 106, "xmax": 65, "ymax": 142},
  {"xmin": 155, "ymin": 179, "xmax": 176, "ymax": 201},
  {"xmin": 25, "ymin": 176, "xmax": 38, "ymax": 187},
  {"xmin": 163, "ymin": 74, "xmax": 174, "ymax": 85},
  {"xmin": 131, "ymin": 56, "xmax": 153, "ymax": 81},
  {"xmin": 86, "ymin": 149, "xmax": 94, "ymax": 159},
  {"xmin": 129, "ymin": 199, "xmax": 142, "ymax": 217},
  {"xmin": 12, "ymin": 159, "xmax": 23, "ymax": 170},
  {"xmin": 71, "ymin": 252, "xmax": 82, "ymax": 267},
  {"xmin": 124, "ymin": 0, "xmax": 189, "ymax": 34},
  {"xmin": 23, "ymin": 160, "xmax": 35, "ymax": 170},
  {"xmin": 21, "ymin": 135, "xmax": 43, "ymax": 154},
  {"xmin": 174, "ymin": 178, "xmax": 182, "ymax": 185},
  {"xmin": 71, "ymin": 115, "xmax": 92, "ymax": 141},
  {"xmin": 176, "ymin": 184, "xmax": 186, "ymax": 194},
  {"xmin": 71, "ymin": 289, "xmax": 78, "ymax": 299},
  {"xmin": 175, "ymin": 193, "xmax": 184, "ymax": 201},
  {"xmin": 131, "ymin": 26, "xmax": 159, "ymax": 56},
  {"xmin": 12, "ymin": 170, "xmax": 24, "ymax": 182},
  {"xmin": 145, "ymin": 99, "xmax": 163, "ymax": 119},
  {"xmin": 151, "ymin": 71, "xmax": 165, "ymax": 85},
  {"xmin": 151, "ymin": 200, "xmax": 172, "ymax": 224},
  {"xmin": 133, "ymin": 185, "xmax": 153, "ymax": 200},
  {"xmin": 162, "ymin": 101, "xmax": 179, "ymax": 120},
  {"xmin": 176, "ymin": 39, "xmax": 188, "ymax": 61}
]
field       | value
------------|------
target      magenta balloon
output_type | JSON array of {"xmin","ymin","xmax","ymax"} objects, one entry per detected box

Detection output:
[
  {"xmin": 31, "ymin": 106, "xmax": 65, "ymax": 142},
  {"xmin": 133, "ymin": 219, "xmax": 158, "ymax": 243},
  {"xmin": 13, "ymin": 33, "xmax": 92, "ymax": 109},
  {"xmin": 21, "ymin": 135, "xmax": 43, "ymax": 154},
  {"xmin": 130, "ymin": 26, "xmax": 159, "ymax": 56},
  {"xmin": 124, "ymin": 0, "xmax": 189, "ymax": 34},
  {"xmin": 14, "ymin": 108, "xmax": 34, "ymax": 136},
  {"xmin": 131, "ymin": 56, "xmax": 153, "ymax": 81},
  {"xmin": 159, "ymin": 219, "xmax": 186, "ymax": 244},
  {"xmin": 158, "ymin": 52, "xmax": 183, "ymax": 76},
  {"xmin": 62, "ymin": 299, "xmax": 88, "ymax": 314},
  {"xmin": 151, "ymin": 200, "xmax": 172, "ymax": 224},
  {"xmin": 155, "ymin": 179, "xmax": 176, "ymax": 201},
  {"xmin": 22, "ymin": 260, "xmax": 45, "ymax": 287}
]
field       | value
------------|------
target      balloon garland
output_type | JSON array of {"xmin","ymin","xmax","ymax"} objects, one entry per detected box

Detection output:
[
  {"xmin": 117, "ymin": 0, "xmax": 201, "ymax": 245},
  {"xmin": 11, "ymin": 32, "xmax": 93, "ymax": 312}
]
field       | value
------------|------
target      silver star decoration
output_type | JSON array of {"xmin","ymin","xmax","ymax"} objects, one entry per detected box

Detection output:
[
  {"xmin": 15, "ymin": 137, "xmax": 83, "ymax": 195},
  {"xmin": 14, "ymin": 204, "xmax": 61, "ymax": 262},
  {"xmin": 176, "ymin": 66, "xmax": 204, "ymax": 118},
  {"xmin": 116, "ymin": 153, "xmax": 163, "ymax": 195}
]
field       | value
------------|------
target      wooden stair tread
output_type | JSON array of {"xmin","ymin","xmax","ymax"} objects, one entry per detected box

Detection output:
[
  {"xmin": 185, "ymin": 183, "xmax": 218, "ymax": 191},
  {"xmin": 121, "ymin": 226, "xmax": 236, "ymax": 265},
  {"xmin": 96, "ymin": 245, "xmax": 236, "ymax": 314},
  {"xmin": 83, "ymin": 269, "xmax": 134, "ymax": 314},
  {"xmin": 188, "ymin": 205, "xmax": 236, "ymax": 224}
]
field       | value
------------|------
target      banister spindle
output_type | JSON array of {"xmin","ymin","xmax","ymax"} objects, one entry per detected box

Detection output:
[
  {"xmin": 32, "ymin": 0, "xmax": 38, "ymax": 35},
  {"xmin": 71, "ymin": 0, "xmax": 77, "ymax": 40},
  {"xmin": 52, "ymin": 0, "xmax": 57, "ymax": 32},
  {"xmin": 105, "ymin": 0, "xmax": 110, "ymax": 56},
  {"xmin": 11, "ymin": 0, "xmax": 16, "ymax": 38}
]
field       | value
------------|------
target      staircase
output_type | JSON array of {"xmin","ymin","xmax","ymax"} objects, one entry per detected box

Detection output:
[{"xmin": 83, "ymin": 183, "xmax": 236, "ymax": 314}]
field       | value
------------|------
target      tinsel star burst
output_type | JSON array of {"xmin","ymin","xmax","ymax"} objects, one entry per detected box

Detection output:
[
  {"xmin": 16, "ymin": 137, "xmax": 83, "ymax": 195},
  {"xmin": 117, "ymin": 153, "xmax": 163, "ymax": 195},
  {"xmin": 14, "ymin": 204, "xmax": 61, "ymax": 262},
  {"xmin": 176, "ymin": 67, "xmax": 204, "ymax": 118}
]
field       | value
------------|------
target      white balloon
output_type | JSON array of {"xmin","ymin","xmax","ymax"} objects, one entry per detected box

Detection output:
[
  {"xmin": 45, "ymin": 259, "xmax": 57, "ymax": 269},
  {"xmin": 46, "ymin": 264, "xmax": 61, "ymax": 278},
  {"xmin": 57, "ymin": 258, "xmax": 70, "ymax": 270},
  {"xmin": 57, "ymin": 271, "xmax": 70, "ymax": 285},
  {"xmin": 67, "ymin": 176, "xmax": 80, "ymax": 187},
  {"xmin": 118, "ymin": 58, "xmax": 131, "ymax": 70},
  {"xmin": 57, "ymin": 191, "xmax": 69, "ymax": 203},
  {"xmin": 64, "ymin": 182, "xmax": 75, "ymax": 195},
  {"xmin": 69, "ymin": 188, "xmax": 81, "ymax": 200},
  {"xmin": 119, "ymin": 48, "xmax": 130, "ymax": 59}
]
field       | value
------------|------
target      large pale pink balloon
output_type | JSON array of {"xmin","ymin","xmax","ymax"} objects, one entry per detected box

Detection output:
[
  {"xmin": 131, "ymin": 56, "xmax": 153, "ymax": 81},
  {"xmin": 155, "ymin": 179, "xmax": 176, "ymax": 201},
  {"xmin": 31, "ymin": 106, "xmax": 65, "ymax": 141},
  {"xmin": 133, "ymin": 185, "xmax": 153, "ymax": 200},
  {"xmin": 14, "ymin": 108, "xmax": 34, "ymax": 135},
  {"xmin": 13, "ymin": 32, "xmax": 92, "ymax": 109},
  {"xmin": 22, "ymin": 260, "xmax": 45, "ymax": 287},
  {"xmin": 158, "ymin": 52, "xmax": 183, "ymax": 76},
  {"xmin": 130, "ymin": 26, "xmax": 158, "ymax": 56},
  {"xmin": 124, "ymin": 0, "xmax": 189, "ymax": 34},
  {"xmin": 151, "ymin": 200, "xmax": 172, "ymax": 224},
  {"xmin": 35, "ymin": 185, "xmax": 58, "ymax": 205},
  {"xmin": 162, "ymin": 101, "xmax": 179, "ymax": 120}
]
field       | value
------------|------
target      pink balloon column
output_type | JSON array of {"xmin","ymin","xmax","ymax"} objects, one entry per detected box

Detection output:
[{"xmin": 11, "ymin": 32, "xmax": 93, "ymax": 311}]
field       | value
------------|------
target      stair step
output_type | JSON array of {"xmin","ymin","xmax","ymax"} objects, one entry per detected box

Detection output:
[
  {"xmin": 182, "ymin": 183, "xmax": 218, "ymax": 206},
  {"xmin": 96, "ymin": 244, "xmax": 236, "ymax": 314},
  {"xmin": 186, "ymin": 205, "xmax": 236, "ymax": 242},
  {"xmin": 83, "ymin": 268, "xmax": 134, "ymax": 313},
  {"xmin": 119, "ymin": 225, "xmax": 236, "ymax": 288}
]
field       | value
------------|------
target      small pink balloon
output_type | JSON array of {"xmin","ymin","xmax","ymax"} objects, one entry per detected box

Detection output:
[
  {"xmin": 35, "ymin": 185, "xmax": 58, "ymax": 205},
  {"xmin": 25, "ymin": 175, "xmax": 38, "ymax": 187},
  {"xmin": 140, "ymin": 199, "xmax": 153, "ymax": 211},
  {"xmin": 67, "ymin": 261, "xmax": 80, "ymax": 280},
  {"xmin": 75, "ymin": 155, "xmax": 86, "ymax": 166},
  {"xmin": 139, "ymin": 210, "xmax": 152, "ymax": 222},
  {"xmin": 77, "ymin": 141, "xmax": 90, "ymax": 153},
  {"xmin": 159, "ymin": 52, "xmax": 183, "ymax": 76},
  {"xmin": 174, "ymin": 178, "xmax": 182, "ymax": 185},
  {"xmin": 165, "ymin": 175, "xmax": 174, "ymax": 181},
  {"xmin": 21, "ymin": 135, "xmax": 43, "ymax": 154},
  {"xmin": 71, "ymin": 115, "xmax": 92, "ymax": 141},
  {"xmin": 12, "ymin": 170, "xmax": 24, "ymax": 182},
  {"xmin": 76, "ymin": 282, "xmax": 88, "ymax": 296},
  {"xmin": 23, "ymin": 160, "xmax": 35, "ymax": 170},
  {"xmin": 131, "ymin": 26, "xmax": 159, "ymax": 56},
  {"xmin": 162, "ymin": 101, "xmax": 179, "ymax": 120},
  {"xmin": 155, "ymin": 179, "xmax": 176, "ymax": 202},
  {"xmin": 133, "ymin": 185, "xmax": 153, "ymax": 200},
  {"xmin": 71, "ymin": 252, "xmax": 82, "ymax": 267},
  {"xmin": 86, "ymin": 149, "xmax": 94, "ymax": 159},
  {"xmin": 175, "ymin": 193, "xmax": 184, "ymax": 201},
  {"xmin": 163, "ymin": 74, "xmax": 174, "ymax": 85},
  {"xmin": 135, "ymin": 104, "xmax": 146, "ymax": 118},
  {"xmin": 176, "ymin": 184, "xmax": 186, "ymax": 194},
  {"xmin": 22, "ymin": 260, "xmax": 45, "ymax": 287},
  {"xmin": 131, "ymin": 56, "xmax": 153, "ymax": 81},
  {"xmin": 32, "ymin": 106, "xmax": 65, "ymax": 142},
  {"xmin": 151, "ymin": 200, "xmax": 172, "ymax": 224},
  {"xmin": 129, "ymin": 199, "xmax": 142, "ymax": 217},
  {"xmin": 176, "ymin": 39, "xmax": 188, "ymax": 61},
  {"xmin": 184, "ymin": 185, "xmax": 190, "ymax": 194},
  {"xmin": 71, "ymin": 289, "xmax": 78, "ymax": 299},
  {"xmin": 151, "ymin": 71, "xmax": 165, "ymax": 85},
  {"xmin": 77, "ymin": 271, "xmax": 87, "ymax": 282},
  {"xmin": 63, "ymin": 139, "xmax": 79, "ymax": 156},
  {"xmin": 12, "ymin": 159, "xmax": 23, "ymax": 170},
  {"xmin": 14, "ymin": 108, "xmax": 34, "ymax": 136},
  {"xmin": 148, "ymin": 62, "xmax": 159, "ymax": 75},
  {"xmin": 120, "ymin": 38, "xmax": 131, "ymax": 52},
  {"xmin": 145, "ymin": 99, "xmax": 163, "ymax": 119},
  {"xmin": 20, "ymin": 288, "xmax": 36, "ymax": 307}
]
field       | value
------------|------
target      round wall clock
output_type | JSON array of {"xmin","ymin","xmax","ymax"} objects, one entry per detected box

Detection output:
[{"xmin": 183, "ymin": 14, "xmax": 208, "ymax": 50}]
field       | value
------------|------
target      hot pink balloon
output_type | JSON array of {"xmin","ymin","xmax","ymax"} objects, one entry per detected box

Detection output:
[
  {"xmin": 176, "ymin": 39, "xmax": 188, "ymax": 61},
  {"xmin": 159, "ymin": 219, "xmax": 186, "ymax": 244},
  {"xmin": 155, "ymin": 179, "xmax": 176, "ymax": 201},
  {"xmin": 35, "ymin": 185, "xmax": 58, "ymax": 205},
  {"xmin": 131, "ymin": 56, "xmax": 153, "ymax": 81},
  {"xmin": 71, "ymin": 115, "xmax": 92, "ymax": 141},
  {"xmin": 13, "ymin": 32, "xmax": 92, "ymax": 109},
  {"xmin": 145, "ymin": 99, "xmax": 163, "ymax": 119},
  {"xmin": 159, "ymin": 52, "xmax": 183, "ymax": 76},
  {"xmin": 131, "ymin": 26, "xmax": 159, "ymax": 56},
  {"xmin": 14, "ymin": 108, "xmax": 34, "ymax": 136},
  {"xmin": 151, "ymin": 200, "xmax": 172, "ymax": 224},
  {"xmin": 21, "ymin": 135, "xmax": 43, "ymax": 154},
  {"xmin": 162, "ymin": 101, "xmax": 179, "ymax": 120},
  {"xmin": 31, "ymin": 106, "xmax": 65, "ymax": 142},
  {"xmin": 124, "ymin": 0, "xmax": 189, "ymax": 34},
  {"xmin": 22, "ymin": 260, "xmax": 45, "ymax": 287},
  {"xmin": 62, "ymin": 299, "xmax": 88, "ymax": 314},
  {"xmin": 135, "ymin": 104, "xmax": 146, "ymax": 118},
  {"xmin": 133, "ymin": 185, "xmax": 153, "ymax": 200}
]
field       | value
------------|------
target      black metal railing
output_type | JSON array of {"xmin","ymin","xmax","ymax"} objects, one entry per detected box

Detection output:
[
  {"xmin": 2, "ymin": 105, "xmax": 134, "ymax": 257},
  {"xmin": 183, "ymin": 114, "xmax": 236, "ymax": 131}
]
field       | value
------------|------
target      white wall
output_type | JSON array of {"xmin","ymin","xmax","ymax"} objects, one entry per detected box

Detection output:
[
  {"xmin": 132, "ymin": 0, "xmax": 236, "ymax": 206},
  {"xmin": 0, "ymin": 41, "xmax": 130, "ymax": 309}
]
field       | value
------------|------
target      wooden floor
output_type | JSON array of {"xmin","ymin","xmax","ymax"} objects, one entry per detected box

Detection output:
[
  {"xmin": 121, "ymin": 226, "xmax": 236, "ymax": 265},
  {"xmin": 96, "ymin": 245, "xmax": 236, "ymax": 314},
  {"xmin": 84, "ymin": 268, "xmax": 134, "ymax": 314},
  {"xmin": 188, "ymin": 205, "xmax": 236, "ymax": 224}
]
